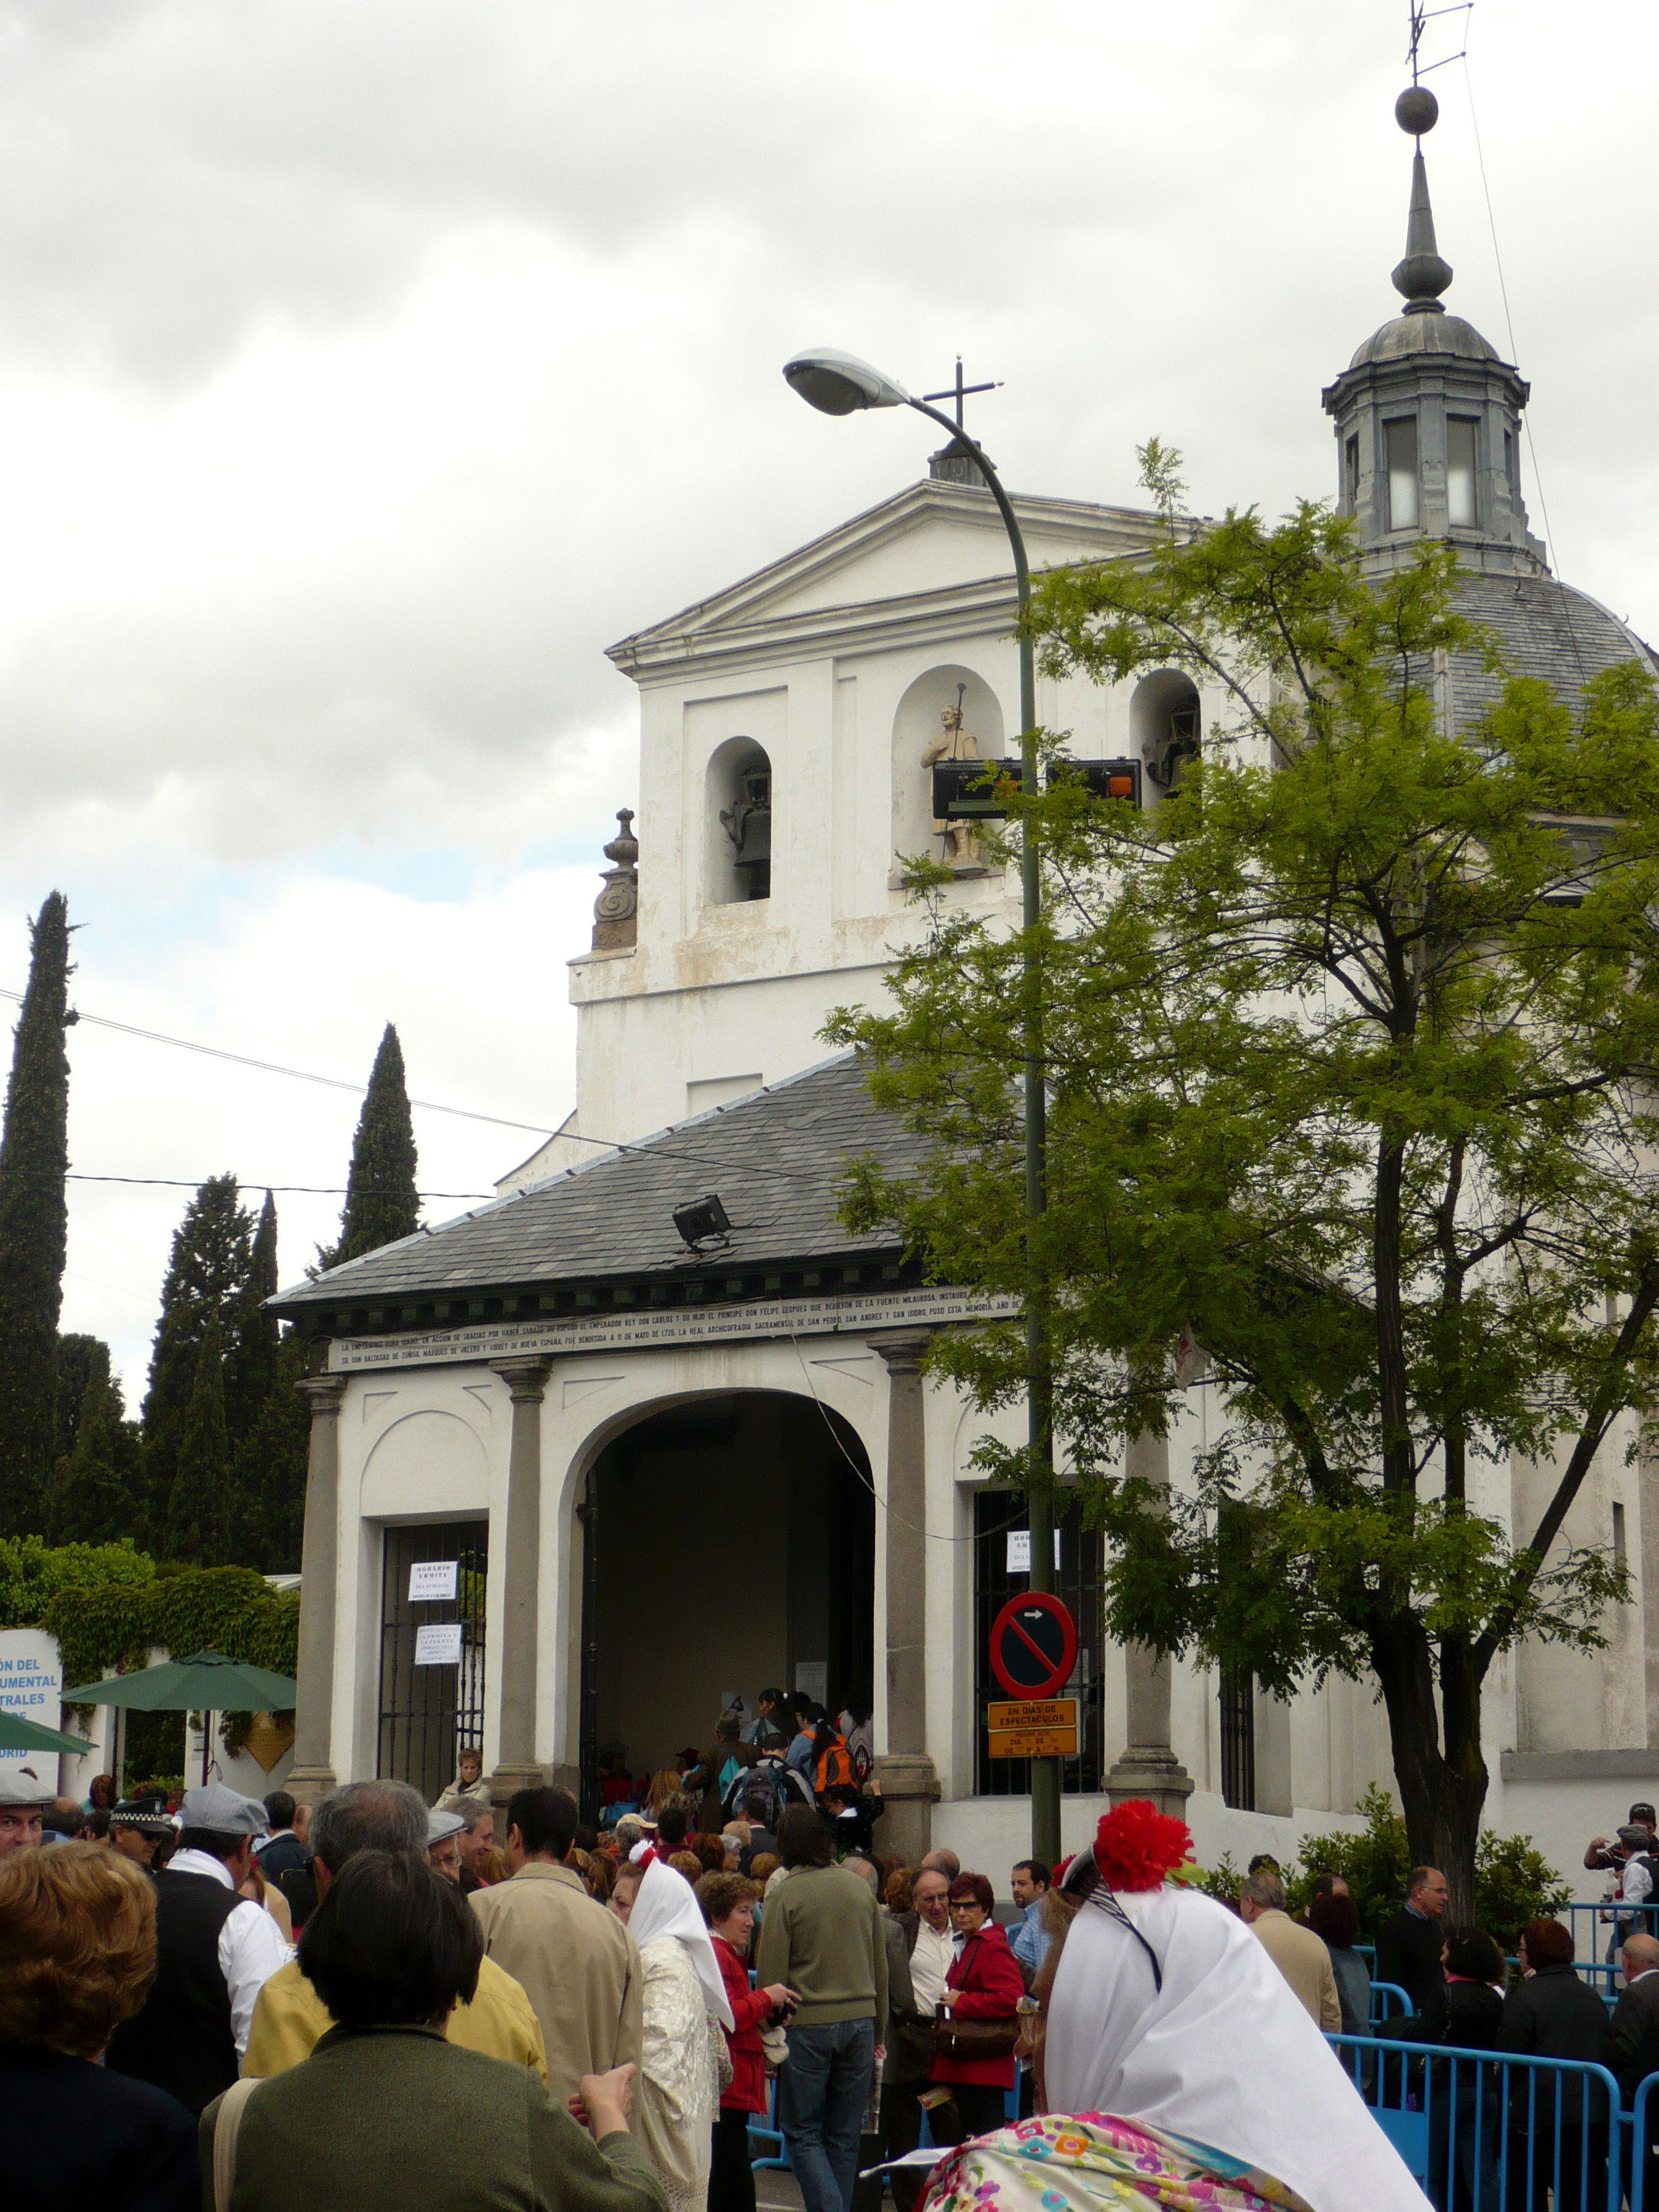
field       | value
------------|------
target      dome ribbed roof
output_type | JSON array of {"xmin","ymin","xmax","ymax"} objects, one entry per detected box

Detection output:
[{"xmin": 1349, "ymin": 308, "xmax": 1501, "ymax": 370}]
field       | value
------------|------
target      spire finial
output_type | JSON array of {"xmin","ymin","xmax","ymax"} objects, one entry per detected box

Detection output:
[{"xmin": 1390, "ymin": 82, "xmax": 1452, "ymax": 312}]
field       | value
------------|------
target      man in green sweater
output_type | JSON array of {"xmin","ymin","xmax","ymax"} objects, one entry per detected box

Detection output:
[{"xmin": 755, "ymin": 1807, "xmax": 889, "ymax": 2212}]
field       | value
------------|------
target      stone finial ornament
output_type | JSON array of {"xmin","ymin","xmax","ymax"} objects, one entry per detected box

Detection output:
[
  {"xmin": 591, "ymin": 808, "xmax": 639, "ymax": 950},
  {"xmin": 1391, "ymin": 78, "xmax": 1452, "ymax": 312}
]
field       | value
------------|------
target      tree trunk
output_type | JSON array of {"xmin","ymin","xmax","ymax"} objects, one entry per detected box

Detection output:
[{"xmin": 1371, "ymin": 1613, "xmax": 1488, "ymax": 1920}]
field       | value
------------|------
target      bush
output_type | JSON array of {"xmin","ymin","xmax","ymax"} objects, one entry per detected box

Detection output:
[{"xmin": 1474, "ymin": 1830, "xmax": 1571, "ymax": 1956}]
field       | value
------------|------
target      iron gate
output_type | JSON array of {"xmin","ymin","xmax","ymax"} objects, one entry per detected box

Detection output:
[{"xmin": 377, "ymin": 1520, "xmax": 488, "ymax": 1800}]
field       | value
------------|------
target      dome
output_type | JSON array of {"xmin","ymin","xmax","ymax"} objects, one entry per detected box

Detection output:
[
  {"xmin": 1349, "ymin": 307, "xmax": 1502, "ymax": 371},
  {"xmin": 1447, "ymin": 572, "xmax": 1659, "ymax": 732}
]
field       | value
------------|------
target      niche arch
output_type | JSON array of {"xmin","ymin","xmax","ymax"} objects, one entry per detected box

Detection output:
[
  {"xmin": 704, "ymin": 735, "xmax": 773, "ymax": 906},
  {"xmin": 361, "ymin": 1409, "xmax": 490, "ymax": 1520},
  {"xmin": 891, "ymin": 665, "xmax": 1006, "ymax": 868},
  {"xmin": 1131, "ymin": 669, "xmax": 1202, "ymax": 796}
]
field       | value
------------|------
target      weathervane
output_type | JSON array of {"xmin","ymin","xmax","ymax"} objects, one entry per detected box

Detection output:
[{"xmin": 1403, "ymin": 0, "xmax": 1470, "ymax": 85}]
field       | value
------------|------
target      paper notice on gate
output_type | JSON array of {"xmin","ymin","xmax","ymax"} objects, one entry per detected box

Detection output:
[
  {"xmin": 414, "ymin": 1622, "xmax": 463, "ymax": 1667},
  {"xmin": 408, "ymin": 1560, "xmax": 459, "ymax": 1602}
]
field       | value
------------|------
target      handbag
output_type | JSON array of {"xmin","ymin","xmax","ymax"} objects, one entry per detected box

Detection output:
[
  {"xmin": 759, "ymin": 2018, "xmax": 789, "ymax": 2073},
  {"xmin": 932, "ymin": 2012, "xmax": 1020, "ymax": 2062}
]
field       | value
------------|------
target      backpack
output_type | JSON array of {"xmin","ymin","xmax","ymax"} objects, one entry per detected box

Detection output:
[
  {"xmin": 814, "ymin": 1735, "xmax": 856, "ymax": 1797},
  {"xmin": 726, "ymin": 1757, "xmax": 789, "ymax": 1827}
]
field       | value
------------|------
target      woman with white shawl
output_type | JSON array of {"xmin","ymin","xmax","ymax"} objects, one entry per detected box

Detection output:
[
  {"xmin": 612, "ymin": 1856, "xmax": 735, "ymax": 2212},
  {"xmin": 918, "ymin": 1802, "xmax": 1431, "ymax": 2212}
]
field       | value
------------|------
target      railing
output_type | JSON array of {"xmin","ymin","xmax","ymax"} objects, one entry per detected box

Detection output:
[
  {"xmin": 1632, "ymin": 2074, "xmax": 1659, "ymax": 2210},
  {"xmin": 1567, "ymin": 1897, "xmax": 1659, "ymax": 1972},
  {"xmin": 1329, "ymin": 2031, "xmax": 1624, "ymax": 2211},
  {"xmin": 1370, "ymin": 1980, "xmax": 1411, "ymax": 2023}
]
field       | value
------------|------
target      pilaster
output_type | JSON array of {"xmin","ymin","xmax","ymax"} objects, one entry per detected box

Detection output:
[
  {"xmin": 288, "ymin": 1374, "xmax": 347, "ymax": 1802},
  {"xmin": 487, "ymin": 1356, "xmax": 554, "ymax": 1804},
  {"xmin": 870, "ymin": 1329, "xmax": 941, "ymax": 1860},
  {"xmin": 1104, "ymin": 1428, "xmax": 1196, "ymax": 1820}
]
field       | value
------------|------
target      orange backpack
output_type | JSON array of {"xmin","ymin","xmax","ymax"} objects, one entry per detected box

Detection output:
[{"xmin": 814, "ymin": 1735, "xmax": 856, "ymax": 1797}]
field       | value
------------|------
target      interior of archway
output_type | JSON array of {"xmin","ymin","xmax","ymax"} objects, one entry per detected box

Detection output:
[{"xmin": 581, "ymin": 1391, "xmax": 875, "ymax": 1797}]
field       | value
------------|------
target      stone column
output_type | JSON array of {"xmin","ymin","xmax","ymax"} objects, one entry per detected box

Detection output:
[
  {"xmin": 487, "ymin": 1356, "xmax": 554, "ymax": 1805},
  {"xmin": 870, "ymin": 1331, "xmax": 941, "ymax": 1861},
  {"xmin": 287, "ymin": 1375, "xmax": 347, "ymax": 1802},
  {"xmin": 1104, "ymin": 1428, "xmax": 1196, "ymax": 1817}
]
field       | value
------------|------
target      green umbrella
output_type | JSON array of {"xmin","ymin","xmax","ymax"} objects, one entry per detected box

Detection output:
[
  {"xmin": 0, "ymin": 1707, "xmax": 94, "ymax": 1756},
  {"xmin": 62, "ymin": 1648, "xmax": 298, "ymax": 1713}
]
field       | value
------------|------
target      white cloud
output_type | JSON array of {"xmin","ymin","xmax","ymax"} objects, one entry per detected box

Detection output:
[{"xmin": 0, "ymin": 0, "xmax": 1650, "ymax": 1380}]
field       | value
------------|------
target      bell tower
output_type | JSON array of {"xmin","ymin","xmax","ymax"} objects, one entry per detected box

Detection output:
[{"xmin": 1321, "ymin": 81, "xmax": 1547, "ymax": 579}]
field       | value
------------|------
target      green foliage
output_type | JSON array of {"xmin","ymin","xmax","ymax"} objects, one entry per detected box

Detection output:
[
  {"xmin": 318, "ymin": 1024, "xmax": 419, "ymax": 1270},
  {"xmin": 45, "ymin": 1355, "xmax": 143, "ymax": 1548},
  {"xmin": 141, "ymin": 1175, "xmax": 254, "ymax": 1547},
  {"xmin": 827, "ymin": 498, "xmax": 1659, "ymax": 1901},
  {"xmin": 0, "ymin": 894, "xmax": 71, "ymax": 1534},
  {"xmin": 0, "ymin": 1532, "xmax": 156, "ymax": 1624},
  {"xmin": 1185, "ymin": 1851, "xmax": 1245, "ymax": 1905},
  {"xmin": 229, "ymin": 1328, "xmax": 310, "ymax": 1574},
  {"xmin": 1287, "ymin": 1786, "xmax": 1413, "ymax": 1934},
  {"xmin": 1474, "ymin": 1829, "xmax": 1572, "ymax": 1956},
  {"xmin": 226, "ymin": 1192, "xmax": 279, "ymax": 1443},
  {"xmin": 166, "ymin": 1310, "xmax": 230, "ymax": 1565},
  {"xmin": 1136, "ymin": 436, "xmax": 1187, "ymax": 526}
]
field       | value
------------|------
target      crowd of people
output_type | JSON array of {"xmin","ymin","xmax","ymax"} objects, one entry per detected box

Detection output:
[
  {"xmin": 1, "ymin": 1740, "xmax": 1448, "ymax": 2212},
  {"xmin": 15, "ymin": 1739, "xmax": 1659, "ymax": 2212}
]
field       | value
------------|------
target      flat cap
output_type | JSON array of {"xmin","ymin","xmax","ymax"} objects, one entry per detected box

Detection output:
[
  {"xmin": 0, "ymin": 1765, "xmax": 53, "ymax": 1808},
  {"xmin": 180, "ymin": 1781, "xmax": 270, "ymax": 1836},
  {"xmin": 426, "ymin": 1807, "xmax": 466, "ymax": 1846}
]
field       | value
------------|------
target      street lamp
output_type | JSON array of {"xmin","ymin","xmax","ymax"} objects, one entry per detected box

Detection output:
[{"xmin": 783, "ymin": 347, "xmax": 1061, "ymax": 1869}]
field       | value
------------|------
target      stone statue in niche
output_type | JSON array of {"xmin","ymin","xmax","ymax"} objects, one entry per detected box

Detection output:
[{"xmin": 922, "ymin": 698, "xmax": 981, "ymax": 866}]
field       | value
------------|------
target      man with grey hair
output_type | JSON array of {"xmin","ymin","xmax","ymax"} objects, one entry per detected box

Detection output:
[
  {"xmin": 241, "ymin": 1777, "xmax": 546, "ymax": 2080},
  {"xmin": 456, "ymin": 1797, "xmax": 495, "ymax": 1892},
  {"xmin": 1238, "ymin": 1868, "xmax": 1340, "ymax": 2032}
]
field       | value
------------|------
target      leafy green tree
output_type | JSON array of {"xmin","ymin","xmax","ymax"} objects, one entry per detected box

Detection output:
[
  {"xmin": 166, "ymin": 1308, "xmax": 230, "ymax": 1565},
  {"xmin": 230, "ymin": 1328, "xmax": 310, "ymax": 1574},
  {"xmin": 830, "ymin": 502, "xmax": 1659, "ymax": 1912},
  {"xmin": 318, "ymin": 1024, "xmax": 419, "ymax": 1271},
  {"xmin": 226, "ymin": 1190, "xmax": 278, "ymax": 1442},
  {"xmin": 57, "ymin": 1333, "xmax": 110, "ymax": 1463},
  {"xmin": 142, "ymin": 1176, "xmax": 253, "ymax": 1546},
  {"xmin": 0, "ymin": 894, "xmax": 72, "ymax": 1534}
]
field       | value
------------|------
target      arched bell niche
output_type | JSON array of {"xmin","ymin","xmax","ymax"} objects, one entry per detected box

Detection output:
[
  {"xmin": 891, "ymin": 665, "xmax": 1006, "ymax": 870},
  {"xmin": 1131, "ymin": 669, "xmax": 1202, "ymax": 799},
  {"xmin": 705, "ymin": 734, "xmax": 773, "ymax": 905}
]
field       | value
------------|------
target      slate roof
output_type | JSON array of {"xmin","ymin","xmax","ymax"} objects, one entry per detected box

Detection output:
[
  {"xmin": 269, "ymin": 1053, "xmax": 930, "ymax": 1322},
  {"xmin": 1448, "ymin": 572, "xmax": 1659, "ymax": 730}
]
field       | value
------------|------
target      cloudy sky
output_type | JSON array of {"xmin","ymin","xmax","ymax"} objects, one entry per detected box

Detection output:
[{"xmin": 0, "ymin": 0, "xmax": 1652, "ymax": 1401}]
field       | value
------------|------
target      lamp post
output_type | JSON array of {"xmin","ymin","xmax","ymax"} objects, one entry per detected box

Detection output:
[{"xmin": 783, "ymin": 349, "xmax": 1061, "ymax": 1869}]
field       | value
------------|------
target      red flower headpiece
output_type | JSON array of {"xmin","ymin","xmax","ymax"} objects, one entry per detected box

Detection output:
[{"xmin": 1092, "ymin": 1799, "xmax": 1194, "ymax": 1892}]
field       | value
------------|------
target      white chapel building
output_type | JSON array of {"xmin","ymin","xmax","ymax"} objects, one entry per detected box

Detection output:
[{"xmin": 274, "ymin": 122, "xmax": 1659, "ymax": 1879}]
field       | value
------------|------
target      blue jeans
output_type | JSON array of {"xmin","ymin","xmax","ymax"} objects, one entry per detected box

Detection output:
[{"xmin": 777, "ymin": 2018, "xmax": 876, "ymax": 2212}]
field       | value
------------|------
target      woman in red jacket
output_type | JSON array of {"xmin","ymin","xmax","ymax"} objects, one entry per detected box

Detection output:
[
  {"xmin": 930, "ymin": 1872, "xmax": 1026, "ymax": 2141},
  {"xmin": 700, "ymin": 1872, "xmax": 798, "ymax": 2212}
]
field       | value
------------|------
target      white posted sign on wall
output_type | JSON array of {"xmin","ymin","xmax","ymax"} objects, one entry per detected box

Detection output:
[{"xmin": 0, "ymin": 1626, "xmax": 63, "ymax": 1785}]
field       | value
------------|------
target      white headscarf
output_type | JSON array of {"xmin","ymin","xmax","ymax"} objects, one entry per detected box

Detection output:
[
  {"xmin": 627, "ymin": 1857, "xmax": 734, "ymax": 2028},
  {"xmin": 1044, "ymin": 1883, "xmax": 1430, "ymax": 2212}
]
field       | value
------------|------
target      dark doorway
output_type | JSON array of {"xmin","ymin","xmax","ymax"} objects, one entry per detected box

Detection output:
[
  {"xmin": 579, "ymin": 1393, "xmax": 875, "ymax": 1821},
  {"xmin": 377, "ymin": 1519, "xmax": 488, "ymax": 1800}
]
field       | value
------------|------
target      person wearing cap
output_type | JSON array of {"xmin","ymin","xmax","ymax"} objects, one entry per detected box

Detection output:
[
  {"xmin": 103, "ymin": 1780, "xmax": 292, "ymax": 2114},
  {"xmin": 1585, "ymin": 1802, "xmax": 1658, "ymax": 1872},
  {"xmin": 242, "ymin": 1779, "xmax": 547, "ymax": 2081},
  {"xmin": 107, "ymin": 1799, "xmax": 174, "ymax": 1871},
  {"xmin": 428, "ymin": 1804, "xmax": 466, "ymax": 1884},
  {"xmin": 0, "ymin": 1766, "xmax": 53, "ymax": 1863}
]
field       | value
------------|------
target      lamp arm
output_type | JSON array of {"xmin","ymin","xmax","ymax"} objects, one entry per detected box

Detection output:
[{"xmin": 904, "ymin": 396, "xmax": 1033, "ymax": 642}]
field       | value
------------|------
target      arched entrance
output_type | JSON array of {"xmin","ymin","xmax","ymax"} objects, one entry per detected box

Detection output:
[{"xmin": 577, "ymin": 1390, "xmax": 876, "ymax": 1815}]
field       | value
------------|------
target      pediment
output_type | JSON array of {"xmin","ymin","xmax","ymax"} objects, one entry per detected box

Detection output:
[{"xmin": 608, "ymin": 479, "xmax": 1160, "ymax": 677}]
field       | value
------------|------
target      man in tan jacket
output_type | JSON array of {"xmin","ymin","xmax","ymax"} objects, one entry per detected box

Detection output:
[
  {"xmin": 472, "ymin": 1786, "xmax": 644, "ymax": 2105},
  {"xmin": 1239, "ymin": 1869, "xmax": 1341, "ymax": 2033}
]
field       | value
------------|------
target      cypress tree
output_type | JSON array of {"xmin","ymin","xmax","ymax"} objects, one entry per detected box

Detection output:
[
  {"xmin": 0, "ymin": 892, "xmax": 72, "ymax": 1536},
  {"xmin": 318, "ymin": 1024, "xmax": 419, "ymax": 1270},
  {"xmin": 166, "ymin": 1308, "xmax": 230, "ymax": 1565},
  {"xmin": 46, "ymin": 1357, "xmax": 141, "ymax": 1547},
  {"xmin": 226, "ymin": 1189, "xmax": 279, "ymax": 1443},
  {"xmin": 56, "ymin": 1331, "xmax": 109, "ymax": 1463},
  {"xmin": 230, "ymin": 1327, "xmax": 310, "ymax": 1573},
  {"xmin": 141, "ymin": 1175, "xmax": 253, "ymax": 1546}
]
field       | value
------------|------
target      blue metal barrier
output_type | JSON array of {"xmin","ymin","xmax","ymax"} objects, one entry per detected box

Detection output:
[
  {"xmin": 748, "ymin": 2078, "xmax": 789, "ymax": 2171},
  {"xmin": 1568, "ymin": 1898, "xmax": 1659, "ymax": 1970},
  {"xmin": 1328, "ymin": 2031, "xmax": 1624, "ymax": 2211},
  {"xmin": 1632, "ymin": 2072, "xmax": 1659, "ymax": 2210},
  {"xmin": 1370, "ymin": 1980, "xmax": 1411, "ymax": 2023}
]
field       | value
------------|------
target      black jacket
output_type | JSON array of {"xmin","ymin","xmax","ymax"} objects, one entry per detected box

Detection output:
[
  {"xmin": 1440, "ymin": 1977, "xmax": 1506, "ymax": 2054},
  {"xmin": 1608, "ymin": 1968, "xmax": 1659, "ymax": 2103},
  {"xmin": 0, "ymin": 2046, "xmax": 197, "ymax": 2212},
  {"xmin": 105, "ymin": 1867, "xmax": 242, "ymax": 2115},
  {"xmin": 1376, "ymin": 1906, "xmax": 1447, "ymax": 2018},
  {"xmin": 1498, "ymin": 1965, "xmax": 1613, "ymax": 2125}
]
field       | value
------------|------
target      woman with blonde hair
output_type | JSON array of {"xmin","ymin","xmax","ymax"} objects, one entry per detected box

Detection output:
[{"xmin": 0, "ymin": 1841, "xmax": 197, "ymax": 2208}]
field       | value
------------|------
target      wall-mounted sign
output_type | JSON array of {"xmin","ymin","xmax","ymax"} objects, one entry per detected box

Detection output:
[
  {"xmin": 1004, "ymin": 1530, "xmax": 1061, "ymax": 1575},
  {"xmin": 414, "ymin": 1622, "xmax": 464, "ymax": 1668},
  {"xmin": 409, "ymin": 1560, "xmax": 459, "ymax": 1604},
  {"xmin": 0, "ymin": 1627, "xmax": 63, "ymax": 1786}
]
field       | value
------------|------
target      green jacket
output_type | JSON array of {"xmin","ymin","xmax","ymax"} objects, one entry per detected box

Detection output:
[
  {"xmin": 199, "ymin": 2023, "xmax": 672, "ymax": 2212},
  {"xmin": 754, "ymin": 1864, "xmax": 889, "ymax": 2041}
]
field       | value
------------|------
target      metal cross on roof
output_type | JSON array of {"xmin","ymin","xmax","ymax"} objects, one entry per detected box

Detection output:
[{"xmin": 921, "ymin": 356, "xmax": 1002, "ymax": 434}]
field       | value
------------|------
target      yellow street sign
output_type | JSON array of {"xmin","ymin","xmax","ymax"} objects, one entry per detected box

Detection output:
[{"xmin": 986, "ymin": 1698, "xmax": 1079, "ymax": 1758}]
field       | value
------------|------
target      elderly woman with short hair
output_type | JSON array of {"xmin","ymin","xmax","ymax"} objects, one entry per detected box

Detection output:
[
  {"xmin": 927, "ymin": 1871, "xmax": 1025, "ymax": 2143},
  {"xmin": 201, "ymin": 1851, "xmax": 670, "ymax": 2212},
  {"xmin": 0, "ymin": 1840, "xmax": 198, "ymax": 2209}
]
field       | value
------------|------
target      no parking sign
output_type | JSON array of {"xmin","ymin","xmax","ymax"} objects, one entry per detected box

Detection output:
[{"xmin": 987, "ymin": 1591, "xmax": 1077, "ymax": 1701}]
